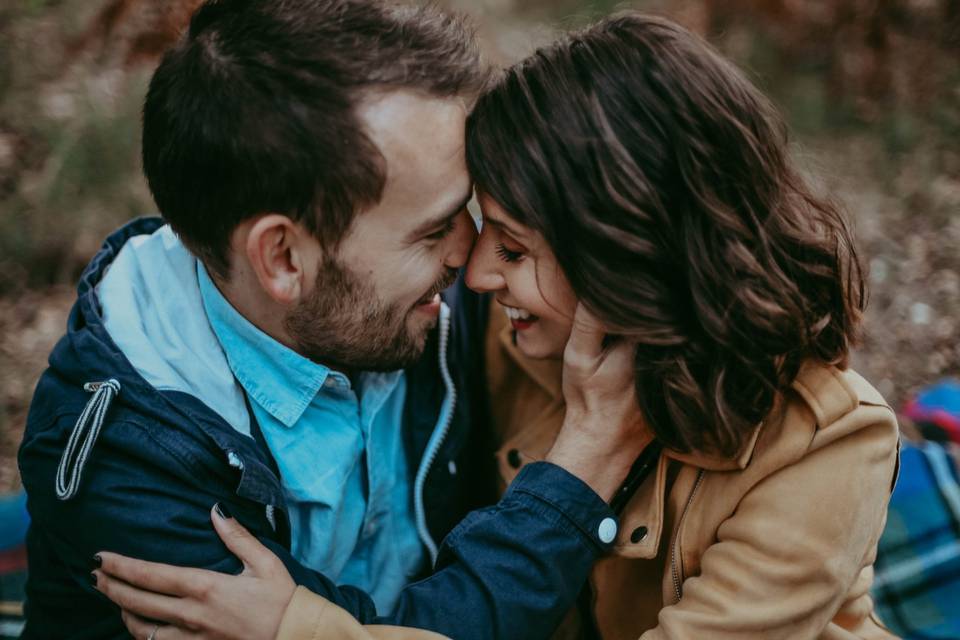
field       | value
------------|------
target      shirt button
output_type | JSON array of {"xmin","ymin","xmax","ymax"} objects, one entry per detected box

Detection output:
[
  {"xmin": 448, "ymin": 460, "xmax": 457, "ymax": 476},
  {"xmin": 630, "ymin": 526, "xmax": 649, "ymax": 543},
  {"xmin": 506, "ymin": 449, "xmax": 522, "ymax": 469},
  {"xmin": 598, "ymin": 517, "xmax": 618, "ymax": 544}
]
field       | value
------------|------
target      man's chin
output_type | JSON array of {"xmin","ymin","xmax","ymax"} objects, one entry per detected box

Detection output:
[
  {"xmin": 357, "ymin": 325, "xmax": 432, "ymax": 372},
  {"xmin": 406, "ymin": 319, "xmax": 434, "ymax": 354},
  {"xmin": 364, "ymin": 347, "xmax": 427, "ymax": 372}
]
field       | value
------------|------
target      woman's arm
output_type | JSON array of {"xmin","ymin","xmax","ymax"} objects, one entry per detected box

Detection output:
[{"xmin": 276, "ymin": 587, "xmax": 451, "ymax": 640}]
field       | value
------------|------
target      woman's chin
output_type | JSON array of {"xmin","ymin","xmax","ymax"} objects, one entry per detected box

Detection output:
[{"xmin": 514, "ymin": 330, "xmax": 565, "ymax": 361}]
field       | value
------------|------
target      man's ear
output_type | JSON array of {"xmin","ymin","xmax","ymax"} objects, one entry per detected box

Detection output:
[{"xmin": 244, "ymin": 214, "xmax": 315, "ymax": 305}]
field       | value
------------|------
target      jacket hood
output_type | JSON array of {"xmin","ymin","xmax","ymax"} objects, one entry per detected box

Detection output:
[
  {"xmin": 43, "ymin": 217, "xmax": 281, "ymax": 505},
  {"xmin": 50, "ymin": 217, "xmax": 250, "ymax": 431}
]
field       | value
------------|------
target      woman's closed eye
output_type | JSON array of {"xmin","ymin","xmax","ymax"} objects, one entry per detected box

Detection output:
[{"xmin": 496, "ymin": 242, "xmax": 525, "ymax": 263}]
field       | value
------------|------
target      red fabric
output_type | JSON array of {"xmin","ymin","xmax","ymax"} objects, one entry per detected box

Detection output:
[
  {"xmin": 0, "ymin": 546, "xmax": 26, "ymax": 574},
  {"xmin": 903, "ymin": 399, "xmax": 960, "ymax": 444}
]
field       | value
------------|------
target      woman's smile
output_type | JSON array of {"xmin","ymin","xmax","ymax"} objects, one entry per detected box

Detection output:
[
  {"xmin": 465, "ymin": 192, "xmax": 578, "ymax": 360},
  {"xmin": 499, "ymin": 302, "xmax": 539, "ymax": 331}
]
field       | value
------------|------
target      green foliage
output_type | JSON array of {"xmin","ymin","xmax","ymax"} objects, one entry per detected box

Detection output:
[
  {"xmin": 0, "ymin": 0, "xmax": 957, "ymax": 295},
  {"xmin": 0, "ymin": 2, "xmax": 154, "ymax": 294}
]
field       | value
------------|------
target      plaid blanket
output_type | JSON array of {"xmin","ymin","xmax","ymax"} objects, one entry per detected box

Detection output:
[
  {"xmin": 903, "ymin": 380, "xmax": 960, "ymax": 445},
  {"xmin": 873, "ymin": 440, "xmax": 960, "ymax": 639},
  {"xmin": 0, "ymin": 491, "xmax": 27, "ymax": 640}
]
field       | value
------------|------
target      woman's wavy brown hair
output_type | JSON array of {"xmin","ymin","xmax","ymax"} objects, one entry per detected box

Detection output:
[{"xmin": 466, "ymin": 13, "xmax": 866, "ymax": 457}]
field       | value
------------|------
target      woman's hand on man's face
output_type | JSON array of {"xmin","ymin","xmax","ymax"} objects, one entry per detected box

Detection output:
[
  {"xmin": 546, "ymin": 303, "xmax": 650, "ymax": 501},
  {"xmin": 91, "ymin": 505, "xmax": 296, "ymax": 640}
]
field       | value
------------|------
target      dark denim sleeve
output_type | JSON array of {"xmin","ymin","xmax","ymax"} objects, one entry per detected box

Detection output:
[
  {"xmin": 381, "ymin": 462, "xmax": 618, "ymax": 640},
  {"xmin": 18, "ymin": 408, "xmax": 378, "ymax": 639},
  {"xmin": 261, "ymin": 538, "xmax": 378, "ymax": 621},
  {"xmin": 254, "ymin": 462, "xmax": 617, "ymax": 640},
  {"xmin": 22, "ymin": 396, "xmax": 614, "ymax": 640}
]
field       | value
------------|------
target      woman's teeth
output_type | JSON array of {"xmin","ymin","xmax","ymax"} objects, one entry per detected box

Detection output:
[{"xmin": 503, "ymin": 305, "xmax": 534, "ymax": 321}]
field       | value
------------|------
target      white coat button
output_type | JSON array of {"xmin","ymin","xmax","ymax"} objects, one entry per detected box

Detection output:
[{"xmin": 598, "ymin": 517, "xmax": 617, "ymax": 543}]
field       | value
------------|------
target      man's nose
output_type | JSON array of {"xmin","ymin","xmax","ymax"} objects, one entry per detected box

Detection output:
[
  {"xmin": 443, "ymin": 210, "xmax": 477, "ymax": 270},
  {"xmin": 464, "ymin": 231, "xmax": 505, "ymax": 293}
]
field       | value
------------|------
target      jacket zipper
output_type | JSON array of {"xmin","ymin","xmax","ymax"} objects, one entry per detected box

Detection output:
[
  {"xmin": 413, "ymin": 303, "xmax": 457, "ymax": 565},
  {"xmin": 671, "ymin": 469, "xmax": 704, "ymax": 603}
]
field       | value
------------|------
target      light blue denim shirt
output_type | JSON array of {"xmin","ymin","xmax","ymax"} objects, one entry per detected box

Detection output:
[{"xmin": 196, "ymin": 263, "xmax": 425, "ymax": 612}]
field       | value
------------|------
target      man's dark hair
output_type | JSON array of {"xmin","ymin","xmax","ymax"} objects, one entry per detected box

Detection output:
[
  {"xmin": 143, "ymin": 0, "xmax": 486, "ymax": 278},
  {"xmin": 467, "ymin": 14, "xmax": 866, "ymax": 458}
]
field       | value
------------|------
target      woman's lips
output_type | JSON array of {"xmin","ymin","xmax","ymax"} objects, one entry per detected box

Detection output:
[
  {"xmin": 501, "ymin": 303, "xmax": 539, "ymax": 330},
  {"xmin": 511, "ymin": 317, "xmax": 537, "ymax": 331}
]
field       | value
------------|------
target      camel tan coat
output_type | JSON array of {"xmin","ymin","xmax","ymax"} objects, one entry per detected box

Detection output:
[{"xmin": 484, "ymin": 308, "xmax": 901, "ymax": 639}]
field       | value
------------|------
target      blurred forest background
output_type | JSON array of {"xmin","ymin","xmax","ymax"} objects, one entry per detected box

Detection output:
[{"xmin": 0, "ymin": 0, "xmax": 958, "ymax": 491}]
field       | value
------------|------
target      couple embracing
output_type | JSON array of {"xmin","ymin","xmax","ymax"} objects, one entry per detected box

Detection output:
[{"xmin": 18, "ymin": 1, "xmax": 900, "ymax": 639}]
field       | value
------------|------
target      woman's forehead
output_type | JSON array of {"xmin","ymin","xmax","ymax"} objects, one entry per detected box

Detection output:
[{"xmin": 477, "ymin": 194, "xmax": 532, "ymax": 238}]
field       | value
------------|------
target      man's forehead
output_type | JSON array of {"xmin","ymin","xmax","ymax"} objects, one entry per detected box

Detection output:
[
  {"xmin": 351, "ymin": 89, "xmax": 470, "ymax": 234},
  {"xmin": 357, "ymin": 89, "xmax": 467, "ymax": 161}
]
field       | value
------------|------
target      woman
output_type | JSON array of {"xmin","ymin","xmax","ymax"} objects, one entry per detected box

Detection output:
[{"xmin": 93, "ymin": 13, "xmax": 900, "ymax": 639}]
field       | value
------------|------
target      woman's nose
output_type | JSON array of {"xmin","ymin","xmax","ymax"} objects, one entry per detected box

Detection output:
[
  {"xmin": 465, "ymin": 231, "xmax": 506, "ymax": 293},
  {"xmin": 442, "ymin": 211, "xmax": 478, "ymax": 270}
]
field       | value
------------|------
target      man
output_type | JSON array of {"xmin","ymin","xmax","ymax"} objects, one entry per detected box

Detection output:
[{"xmin": 18, "ymin": 1, "xmax": 644, "ymax": 639}]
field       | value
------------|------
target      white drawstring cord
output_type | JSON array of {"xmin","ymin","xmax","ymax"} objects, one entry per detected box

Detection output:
[{"xmin": 55, "ymin": 379, "xmax": 121, "ymax": 501}]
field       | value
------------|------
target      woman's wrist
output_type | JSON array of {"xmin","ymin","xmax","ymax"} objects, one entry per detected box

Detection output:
[{"xmin": 545, "ymin": 418, "xmax": 650, "ymax": 501}]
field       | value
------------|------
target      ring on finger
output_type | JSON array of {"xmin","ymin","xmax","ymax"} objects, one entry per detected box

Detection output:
[{"xmin": 147, "ymin": 624, "xmax": 160, "ymax": 640}]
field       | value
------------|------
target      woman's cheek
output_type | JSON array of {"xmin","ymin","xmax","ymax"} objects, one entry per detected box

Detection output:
[
  {"xmin": 548, "ymin": 317, "xmax": 574, "ymax": 354},
  {"xmin": 536, "ymin": 260, "xmax": 578, "ymax": 320}
]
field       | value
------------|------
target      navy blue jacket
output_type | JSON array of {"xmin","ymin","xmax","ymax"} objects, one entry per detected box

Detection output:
[{"xmin": 18, "ymin": 218, "xmax": 618, "ymax": 639}]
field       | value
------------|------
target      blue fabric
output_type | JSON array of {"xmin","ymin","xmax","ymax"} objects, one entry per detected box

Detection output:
[
  {"xmin": 395, "ymin": 462, "xmax": 619, "ymax": 639},
  {"xmin": 18, "ymin": 217, "xmax": 616, "ymax": 640},
  {"xmin": 0, "ymin": 491, "xmax": 28, "ymax": 551},
  {"xmin": 873, "ymin": 441, "xmax": 960, "ymax": 639},
  {"xmin": 197, "ymin": 263, "xmax": 424, "ymax": 611},
  {"xmin": 0, "ymin": 490, "xmax": 27, "ymax": 640},
  {"xmin": 97, "ymin": 223, "xmax": 426, "ymax": 608},
  {"xmin": 914, "ymin": 381, "xmax": 960, "ymax": 418},
  {"xmin": 905, "ymin": 379, "xmax": 960, "ymax": 444},
  {"xmin": 96, "ymin": 225, "xmax": 252, "ymax": 437}
]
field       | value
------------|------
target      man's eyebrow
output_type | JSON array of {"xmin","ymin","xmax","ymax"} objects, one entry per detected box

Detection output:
[{"xmin": 408, "ymin": 192, "xmax": 473, "ymax": 240}]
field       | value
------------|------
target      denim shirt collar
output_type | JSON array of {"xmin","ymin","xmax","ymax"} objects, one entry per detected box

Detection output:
[{"xmin": 197, "ymin": 262, "xmax": 329, "ymax": 427}]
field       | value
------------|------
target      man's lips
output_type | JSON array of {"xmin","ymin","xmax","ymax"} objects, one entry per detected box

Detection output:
[
  {"xmin": 414, "ymin": 271, "xmax": 458, "ymax": 307},
  {"xmin": 416, "ymin": 292, "xmax": 441, "ymax": 306},
  {"xmin": 415, "ymin": 293, "xmax": 442, "ymax": 317}
]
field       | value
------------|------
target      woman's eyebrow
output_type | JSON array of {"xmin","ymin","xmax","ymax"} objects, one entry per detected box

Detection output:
[{"xmin": 483, "ymin": 216, "xmax": 528, "ymax": 241}]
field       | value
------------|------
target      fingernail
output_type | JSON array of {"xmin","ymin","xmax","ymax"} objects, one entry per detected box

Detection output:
[
  {"xmin": 92, "ymin": 553, "xmax": 102, "ymax": 568},
  {"xmin": 90, "ymin": 571, "xmax": 98, "ymax": 587},
  {"xmin": 214, "ymin": 502, "xmax": 233, "ymax": 520}
]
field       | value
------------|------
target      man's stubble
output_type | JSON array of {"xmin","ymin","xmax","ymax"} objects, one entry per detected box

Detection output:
[{"xmin": 285, "ymin": 256, "xmax": 457, "ymax": 372}]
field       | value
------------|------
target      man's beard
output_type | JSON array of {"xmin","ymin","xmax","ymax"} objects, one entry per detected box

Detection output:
[{"xmin": 284, "ymin": 257, "xmax": 458, "ymax": 372}]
